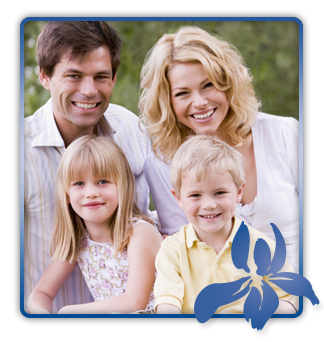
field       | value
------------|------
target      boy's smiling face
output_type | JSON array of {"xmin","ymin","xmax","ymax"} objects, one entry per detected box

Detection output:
[{"xmin": 172, "ymin": 169, "xmax": 244, "ymax": 245}]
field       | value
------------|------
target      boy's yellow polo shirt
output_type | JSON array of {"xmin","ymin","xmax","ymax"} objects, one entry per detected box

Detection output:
[{"xmin": 154, "ymin": 215, "xmax": 298, "ymax": 314}]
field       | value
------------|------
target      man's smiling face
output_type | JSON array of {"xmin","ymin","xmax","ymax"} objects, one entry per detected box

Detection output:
[{"xmin": 39, "ymin": 46, "xmax": 116, "ymax": 140}]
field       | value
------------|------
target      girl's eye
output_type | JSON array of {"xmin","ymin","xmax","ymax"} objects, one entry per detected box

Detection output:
[
  {"xmin": 73, "ymin": 181, "xmax": 84, "ymax": 186},
  {"xmin": 98, "ymin": 180, "xmax": 109, "ymax": 185}
]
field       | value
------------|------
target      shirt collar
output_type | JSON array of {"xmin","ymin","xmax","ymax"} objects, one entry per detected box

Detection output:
[
  {"xmin": 186, "ymin": 215, "xmax": 242, "ymax": 249},
  {"xmin": 31, "ymin": 98, "xmax": 116, "ymax": 148},
  {"xmin": 186, "ymin": 223, "xmax": 200, "ymax": 248},
  {"xmin": 226, "ymin": 215, "xmax": 242, "ymax": 245},
  {"xmin": 31, "ymin": 99, "xmax": 65, "ymax": 148}
]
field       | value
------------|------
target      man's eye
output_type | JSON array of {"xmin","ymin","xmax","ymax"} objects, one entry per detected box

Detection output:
[
  {"xmin": 96, "ymin": 75, "xmax": 109, "ymax": 80},
  {"xmin": 68, "ymin": 74, "xmax": 80, "ymax": 79}
]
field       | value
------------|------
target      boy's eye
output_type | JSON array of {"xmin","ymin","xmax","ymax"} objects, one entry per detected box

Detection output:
[
  {"xmin": 215, "ymin": 191, "xmax": 226, "ymax": 195},
  {"xmin": 190, "ymin": 194, "xmax": 200, "ymax": 198}
]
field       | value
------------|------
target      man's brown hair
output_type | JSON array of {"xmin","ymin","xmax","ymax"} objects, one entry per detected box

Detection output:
[{"xmin": 36, "ymin": 21, "xmax": 122, "ymax": 78}]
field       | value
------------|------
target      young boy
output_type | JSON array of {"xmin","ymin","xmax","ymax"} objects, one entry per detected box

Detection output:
[{"xmin": 154, "ymin": 135, "xmax": 298, "ymax": 314}]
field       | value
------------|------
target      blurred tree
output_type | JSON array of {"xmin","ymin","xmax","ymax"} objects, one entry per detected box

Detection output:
[
  {"xmin": 23, "ymin": 19, "xmax": 299, "ymax": 120},
  {"xmin": 24, "ymin": 21, "xmax": 50, "ymax": 117}
]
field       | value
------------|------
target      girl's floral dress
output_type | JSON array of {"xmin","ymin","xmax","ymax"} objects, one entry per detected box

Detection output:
[{"xmin": 77, "ymin": 220, "xmax": 155, "ymax": 313}]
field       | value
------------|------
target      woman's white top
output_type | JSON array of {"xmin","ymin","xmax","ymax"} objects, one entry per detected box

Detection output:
[{"xmin": 144, "ymin": 113, "xmax": 299, "ymax": 271}]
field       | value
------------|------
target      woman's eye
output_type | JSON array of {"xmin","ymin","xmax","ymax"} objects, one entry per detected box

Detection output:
[
  {"xmin": 204, "ymin": 82, "xmax": 213, "ymax": 89},
  {"xmin": 174, "ymin": 91, "xmax": 188, "ymax": 97}
]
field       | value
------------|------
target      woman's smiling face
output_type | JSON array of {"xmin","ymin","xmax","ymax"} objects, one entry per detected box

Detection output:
[{"xmin": 168, "ymin": 62, "xmax": 229, "ymax": 136}]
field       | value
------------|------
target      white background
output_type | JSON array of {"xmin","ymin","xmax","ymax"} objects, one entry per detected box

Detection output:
[{"xmin": 3, "ymin": 1, "xmax": 323, "ymax": 340}]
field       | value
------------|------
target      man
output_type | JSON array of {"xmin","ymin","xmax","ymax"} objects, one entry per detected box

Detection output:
[{"xmin": 24, "ymin": 21, "xmax": 151, "ymax": 314}]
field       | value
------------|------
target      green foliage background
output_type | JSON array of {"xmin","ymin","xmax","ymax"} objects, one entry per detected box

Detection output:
[{"xmin": 24, "ymin": 20, "xmax": 299, "ymax": 120}]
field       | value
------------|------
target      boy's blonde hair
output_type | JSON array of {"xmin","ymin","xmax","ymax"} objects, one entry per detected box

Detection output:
[
  {"xmin": 139, "ymin": 26, "xmax": 260, "ymax": 161},
  {"xmin": 51, "ymin": 135, "xmax": 151, "ymax": 262},
  {"xmin": 170, "ymin": 135, "xmax": 245, "ymax": 196}
]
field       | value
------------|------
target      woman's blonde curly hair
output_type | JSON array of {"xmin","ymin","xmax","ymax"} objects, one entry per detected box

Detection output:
[{"xmin": 139, "ymin": 26, "xmax": 260, "ymax": 161}]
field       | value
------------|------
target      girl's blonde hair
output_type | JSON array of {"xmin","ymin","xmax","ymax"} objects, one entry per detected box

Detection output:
[
  {"xmin": 51, "ymin": 134, "xmax": 152, "ymax": 262},
  {"xmin": 139, "ymin": 26, "xmax": 260, "ymax": 161},
  {"xmin": 171, "ymin": 135, "xmax": 245, "ymax": 196}
]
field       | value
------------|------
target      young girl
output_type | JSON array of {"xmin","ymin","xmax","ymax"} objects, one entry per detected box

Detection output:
[{"xmin": 28, "ymin": 135, "xmax": 162, "ymax": 314}]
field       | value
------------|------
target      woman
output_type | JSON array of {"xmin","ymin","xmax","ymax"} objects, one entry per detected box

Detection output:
[{"xmin": 139, "ymin": 26, "xmax": 299, "ymax": 272}]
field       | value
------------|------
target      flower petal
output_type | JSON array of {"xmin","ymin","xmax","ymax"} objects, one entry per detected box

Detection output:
[
  {"xmin": 269, "ymin": 272, "xmax": 320, "ymax": 305},
  {"xmin": 244, "ymin": 286, "xmax": 261, "ymax": 322},
  {"xmin": 244, "ymin": 281, "xmax": 279, "ymax": 331},
  {"xmin": 268, "ymin": 223, "xmax": 287, "ymax": 275},
  {"xmin": 254, "ymin": 238, "xmax": 271, "ymax": 276},
  {"xmin": 232, "ymin": 221, "xmax": 250, "ymax": 273},
  {"xmin": 194, "ymin": 276, "xmax": 251, "ymax": 323}
]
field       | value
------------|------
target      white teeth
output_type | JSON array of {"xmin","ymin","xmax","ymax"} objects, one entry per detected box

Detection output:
[
  {"xmin": 201, "ymin": 214, "xmax": 219, "ymax": 218},
  {"xmin": 74, "ymin": 102, "xmax": 97, "ymax": 109},
  {"xmin": 193, "ymin": 109, "xmax": 214, "ymax": 119}
]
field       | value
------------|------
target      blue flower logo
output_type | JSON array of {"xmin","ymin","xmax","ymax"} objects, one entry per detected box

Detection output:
[{"xmin": 194, "ymin": 222, "xmax": 319, "ymax": 330}]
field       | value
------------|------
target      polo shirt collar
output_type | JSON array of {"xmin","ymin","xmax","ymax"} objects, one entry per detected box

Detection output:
[
  {"xmin": 226, "ymin": 215, "xmax": 242, "ymax": 246},
  {"xmin": 186, "ymin": 223, "xmax": 200, "ymax": 248},
  {"xmin": 185, "ymin": 215, "xmax": 242, "ymax": 249}
]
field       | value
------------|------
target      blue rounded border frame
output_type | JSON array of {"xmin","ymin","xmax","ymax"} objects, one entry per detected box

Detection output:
[{"xmin": 20, "ymin": 16, "xmax": 303, "ymax": 319}]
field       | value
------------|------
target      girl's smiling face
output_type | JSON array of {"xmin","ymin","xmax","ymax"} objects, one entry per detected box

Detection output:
[
  {"xmin": 168, "ymin": 62, "xmax": 229, "ymax": 136},
  {"xmin": 68, "ymin": 170, "xmax": 118, "ymax": 241}
]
